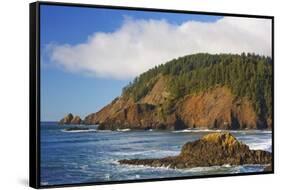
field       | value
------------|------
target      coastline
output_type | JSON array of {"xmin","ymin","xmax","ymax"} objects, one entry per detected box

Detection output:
[{"xmin": 43, "ymin": 121, "xmax": 272, "ymax": 132}]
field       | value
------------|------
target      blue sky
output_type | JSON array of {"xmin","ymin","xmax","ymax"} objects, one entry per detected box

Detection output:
[
  {"xmin": 40, "ymin": 5, "xmax": 221, "ymax": 121},
  {"xmin": 40, "ymin": 5, "xmax": 270, "ymax": 121}
]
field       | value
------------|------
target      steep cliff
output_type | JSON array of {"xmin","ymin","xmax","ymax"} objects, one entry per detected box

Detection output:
[{"xmin": 83, "ymin": 86, "xmax": 267, "ymax": 130}]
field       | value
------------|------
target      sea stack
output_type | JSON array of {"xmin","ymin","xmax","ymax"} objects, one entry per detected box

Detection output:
[
  {"xmin": 119, "ymin": 132, "xmax": 272, "ymax": 169},
  {"xmin": 59, "ymin": 113, "xmax": 82, "ymax": 125},
  {"xmin": 70, "ymin": 116, "xmax": 82, "ymax": 124}
]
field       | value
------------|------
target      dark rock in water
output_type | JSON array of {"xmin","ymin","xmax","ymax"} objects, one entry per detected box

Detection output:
[
  {"xmin": 65, "ymin": 127, "xmax": 90, "ymax": 131},
  {"xmin": 119, "ymin": 132, "xmax": 272, "ymax": 168},
  {"xmin": 59, "ymin": 113, "xmax": 82, "ymax": 125}
]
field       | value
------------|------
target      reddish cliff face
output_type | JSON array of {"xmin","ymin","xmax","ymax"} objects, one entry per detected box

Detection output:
[
  {"xmin": 177, "ymin": 87, "xmax": 261, "ymax": 129},
  {"xmin": 83, "ymin": 97, "xmax": 134, "ymax": 125},
  {"xmin": 80, "ymin": 84, "xmax": 269, "ymax": 130}
]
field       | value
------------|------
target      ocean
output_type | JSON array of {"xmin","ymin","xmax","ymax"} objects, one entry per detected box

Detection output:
[{"xmin": 40, "ymin": 122, "xmax": 272, "ymax": 186}]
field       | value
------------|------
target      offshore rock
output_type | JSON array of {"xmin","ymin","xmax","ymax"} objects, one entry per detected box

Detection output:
[{"xmin": 118, "ymin": 133, "xmax": 272, "ymax": 168}]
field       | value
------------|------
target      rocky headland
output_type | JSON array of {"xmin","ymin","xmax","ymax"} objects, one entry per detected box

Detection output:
[
  {"xmin": 58, "ymin": 53, "xmax": 272, "ymax": 131},
  {"xmin": 118, "ymin": 132, "xmax": 272, "ymax": 169}
]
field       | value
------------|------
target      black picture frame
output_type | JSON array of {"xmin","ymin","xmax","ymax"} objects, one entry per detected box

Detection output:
[{"xmin": 29, "ymin": 1, "xmax": 274, "ymax": 189}]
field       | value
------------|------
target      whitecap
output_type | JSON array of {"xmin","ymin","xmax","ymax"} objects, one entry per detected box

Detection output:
[
  {"xmin": 41, "ymin": 182, "xmax": 49, "ymax": 186},
  {"xmin": 247, "ymin": 142, "xmax": 272, "ymax": 152},
  {"xmin": 172, "ymin": 129, "xmax": 222, "ymax": 133},
  {"xmin": 172, "ymin": 129, "xmax": 272, "ymax": 134},
  {"xmin": 105, "ymin": 174, "xmax": 111, "ymax": 180},
  {"xmin": 237, "ymin": 135, "xmax": 272, "ymax": 152},
  {"xmin": 110, "ymin": 149, "xmax": 180, "ymax": 157},
  {"xmin": 117, "ymin": 128, "xmax": 131, "ymax": 132},
  {"xmin": 61, "ymin": 129, "xmax": 97, "ymax": 133},
  {"xmin": 117, "ymin": 163, "xmax": 266, "ymax": 174},
  {"xmin": 80, "ymin": 164, "xmax": 89, "ymax": 170}
]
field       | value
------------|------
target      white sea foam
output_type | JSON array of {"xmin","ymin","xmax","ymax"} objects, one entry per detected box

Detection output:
[
  {"xmin": 117, "ymin": 163, "xmax": 173, "ymax": 172},
  {"xmin": 105, "ymin": 174, "xmax": 111, "ymax": 180},
  {"xmin": 117, "ymin": 163, "xmax": 266, "ymax": 174},
  {"xmin": 236, "ymin": 134, "xmax": 272, "ymax": 152},
  {"xmin": 110, "ymin": 149, "xmax": 180, "ymax": 157},
  {"xmin": 172, "ymin": 129, "xmax": 272, "ymax": 134},
  {"xmin": 117, "ymin": 128, "xmax": 131, "ymax": 132},
  {"xmin": 118, "ymin": 163, "xmax": 210, "ymax": 173},
  {"xmin": 41, "ymin": 182, "xmax": 49, "ymax": 186},
  {"xmin": 80, "ymin": 164, "xmax": 89, "ymax": 170},
  {"xmin": 96, "ymin": 130, "xmax": 116, "ymax": 133},
  {"xmin": 247, "ymin": 141, "xmax": 272, "ymax": 152},
  {"xmin": 172, "ymin": 129, "xmax": 222, "ymax": 133},
  {"xmin": 61, "ymin": 129, "xmax": 97, "ymax": 133},
  {"xmin": 222, "ymin": 164, "xmax": 231, "ymax": 167}
]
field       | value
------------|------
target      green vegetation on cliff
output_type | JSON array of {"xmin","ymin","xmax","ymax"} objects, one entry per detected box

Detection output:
[{"xmin": 122, "ymin": 53, "xmax": 272, "ymax": 118}]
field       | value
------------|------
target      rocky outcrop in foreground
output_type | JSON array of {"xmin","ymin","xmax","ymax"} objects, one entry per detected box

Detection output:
[
  {"xmin": 59, "ymin": 113, "xmax": 82, "ymax": 125},
  {"xmin": 118, "ymin": 133, "xmax": 272, "ymax": 169}
]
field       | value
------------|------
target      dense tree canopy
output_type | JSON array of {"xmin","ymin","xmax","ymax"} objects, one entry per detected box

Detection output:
[{"xmin": 122, "ymin": 53, "xmax": 272, "ymax": 118}]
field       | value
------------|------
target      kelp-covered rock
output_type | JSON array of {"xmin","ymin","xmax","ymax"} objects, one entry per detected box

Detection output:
[{"xmin": 119, "ymin": 133, "xmax": 272, "ymax": 168}]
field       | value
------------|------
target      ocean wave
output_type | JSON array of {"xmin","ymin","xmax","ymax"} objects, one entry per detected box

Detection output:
[
  {"xmin": 117, "ymin": 128, "xmax": 131, "ymax": 132},
  {"xmin": 80, "ymin": 164, "xmax": 89, "ymax": 171},
  {"xmin": 236, "ymin": 135, "xmax": 272, "ymax": 152},
  {"xmin": 96, "ymin": 130, "xmax": 115, "ymax": 133},
  {"xmin": 172, "ymin": 129, "xmax": 224, "ymax": 133},
  {"xmin": 117, "ymin": 163, "xmax": 266, "ymax": 174},
  {"xmin": 172, "ymin": 129, "xmax": 272, "ymax": 134},
  {"xmin": 41, "ymin": 182, "xmax": 49, "ymax": 186},
  {"xmin": 97, "ymin": 158, "xmax": 120, "ymax": 165},
  {"xmin": 247, "ymin": 142, "xmax": 272, "ymax": 152},
  {"xmin": 61, "ymin": 129, "xmax": 97, "ymax": 133},
  {"xmin": 110, "ymin": 149, "xmax": 180, "ymax": 157}
]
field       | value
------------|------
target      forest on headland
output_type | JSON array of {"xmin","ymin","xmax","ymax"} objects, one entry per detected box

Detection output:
[{"xmin": 122, "ymin": 53, "xmax": 272, "ymax": 119}]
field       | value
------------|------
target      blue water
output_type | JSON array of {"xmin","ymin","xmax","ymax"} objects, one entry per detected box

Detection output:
[{"xmin": 40, "ymin": 122, "xmax": 272, "ymax": 186}]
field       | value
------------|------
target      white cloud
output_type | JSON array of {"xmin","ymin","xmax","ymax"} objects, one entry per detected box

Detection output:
[{"xmin": 48, "ymin": 16, "xmax": 271, "ymax": 79}]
